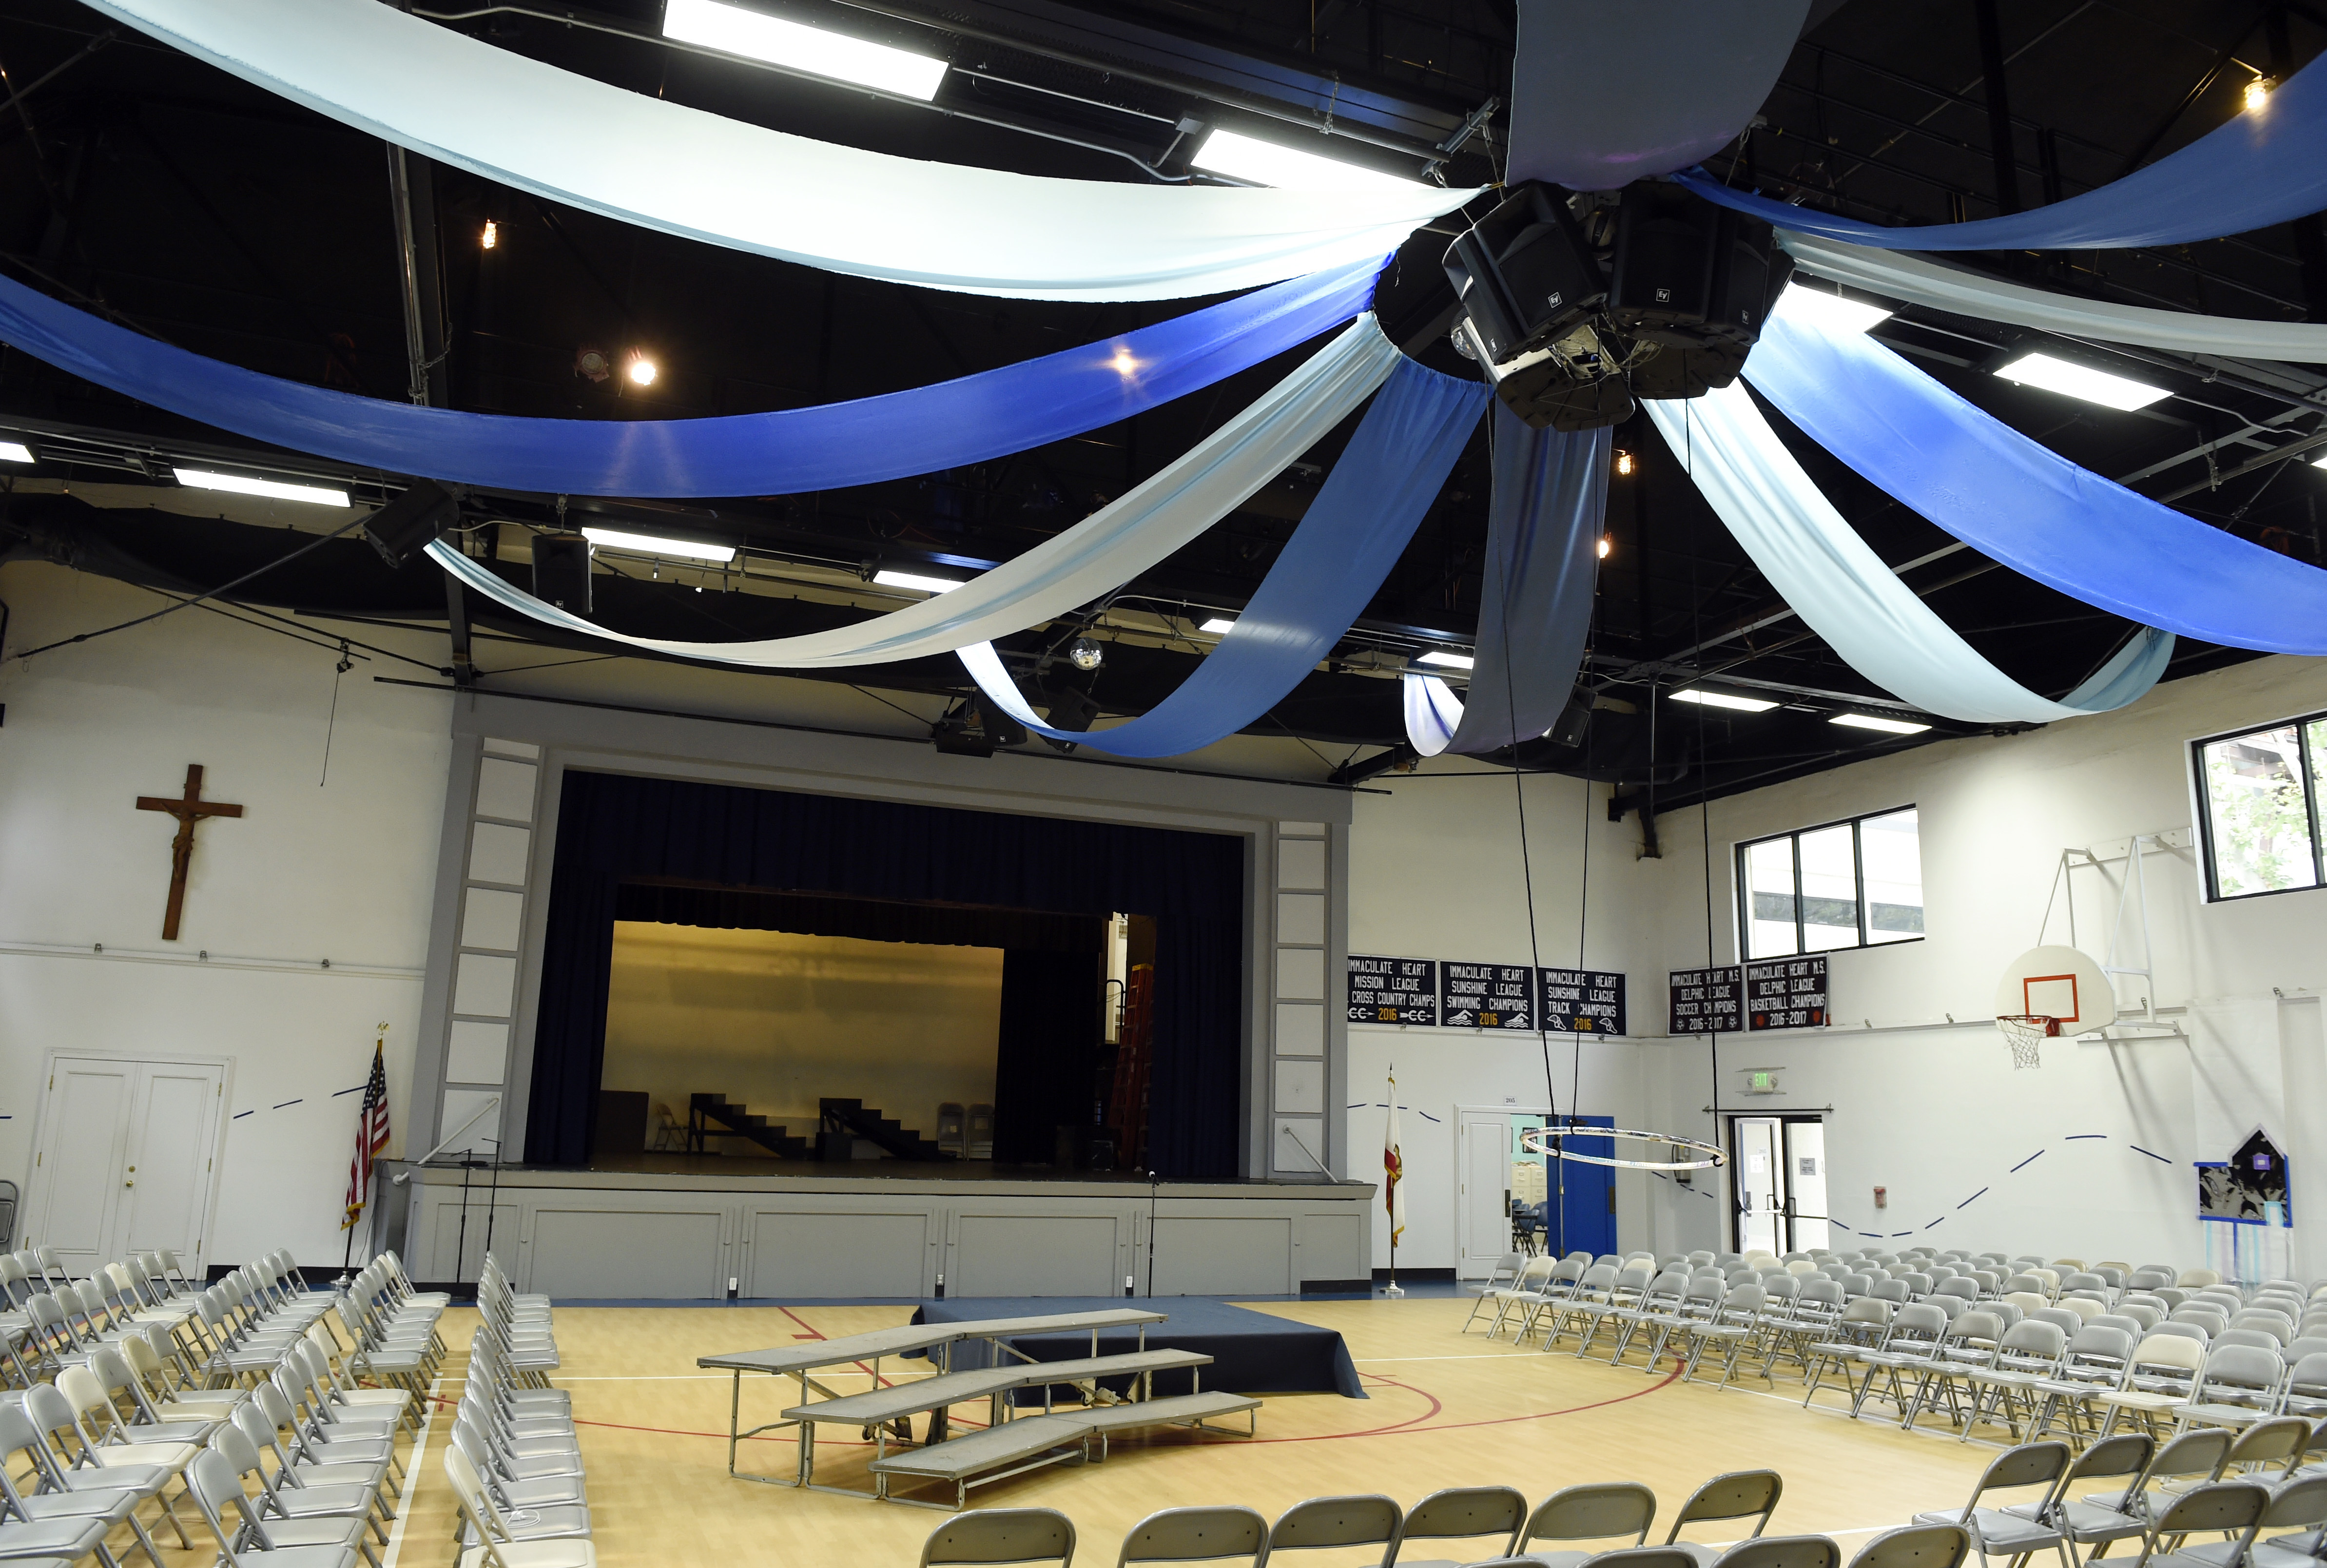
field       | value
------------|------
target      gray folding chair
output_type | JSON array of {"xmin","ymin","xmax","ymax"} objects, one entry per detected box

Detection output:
[
  {"xmin": 2167, "ymin": 1475, "xmax": 2327, "ymax": 1568},
  {"xmin": 1118, "ymin": 1508, "xmax": 1266, "ymax": 1568},
  {"xmin": 1664, "ymin": 1472, "xmax": 1782, "ymax": 1567},
  {"xmin": 1395, "ymin": 1487, "xmax": 1530, "ymax": 1568},
  {"xmin": 1997, "ymin": 1432, "xmax": 2152, "ymax": 1567},
  {"xmin": 925, "ymin": 1510, "xmax": 1078, "ymax": 1568},
  {"xmin": 1264, "ymin": 1497, "xmax": 1401, "ymax": 1568},
  {"xmin": 2121, "ymin": 1483, "xmax": 2269, "ymax": 1568},
  {"xmin": 1511, "ymin": 1484, "xmax": 1659, "ymax": 1568},
  {"xmin": 1910, "ymin": 1441, "xmax": 2073, "ymax": 1568},
  {"xmin": 1706, "ymin": 1540, "xmax": 1838, "ymax": 1568},
  {"xmin": 1843, "ymin": 1526, "xmax": 1970, "ymax": 1568}
]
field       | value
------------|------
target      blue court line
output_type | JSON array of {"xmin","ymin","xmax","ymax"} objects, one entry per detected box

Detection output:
[
  {"xmin": 2131, "ymin": 1145, "xmax": 2172, "ymax": 1164},
  {"xmin": 1923, "ymin": 1217, "xmax": 1946, "ymax": 1228},
  {"xmin": 2064, "ymin": 1134, "xmax": 2108, "ymax": 1141},
  {"xmin": 331, "ymin": 1084, "xmax": 367, "ymax": 1097},
  {"xmin": 272, "ymin": 1099, "xmax": 302, "ymax": 1109},
  {"xmin": 233, "ymin": 1110, "xmax": 253, "ymax": 1119},
  {"xmin": 1958, "ymin": 1187, "xmax": 1989, "ymax": 1208},
  {"xmin": 2011, "ymin": 1150, "xmax": 2046, "ymax": 1172}
]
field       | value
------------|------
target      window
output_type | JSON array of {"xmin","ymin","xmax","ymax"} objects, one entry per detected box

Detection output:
[
  {"xmin": 2193, "ymin": 714, "xmax": 2327, "ymax": 900},
  {"xmin": 1737, "ymin": 808, "xmax": 1923, "ymax": 959}
]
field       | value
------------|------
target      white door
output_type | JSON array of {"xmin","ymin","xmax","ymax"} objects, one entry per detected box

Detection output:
[
  {"xmin": 1784, "ymin": 1121, "xmax": 1831, "ymax": 1251},
  {"xmin": 30, "ymin": 1055, "xmax": 226, "ymax": 1273},
  {"xmin": 1456, "ymin": 1114, "xmax": 1513, "ymax": 1278},
  {"xmin": 1732, "ymin": 1116, "xmax": 1782, "ymax": 1256}
]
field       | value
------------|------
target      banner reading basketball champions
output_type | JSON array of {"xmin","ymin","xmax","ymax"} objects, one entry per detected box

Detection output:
[{"xmin": 1667, "ymin": 957, "xmax": 1829, "ymax": 1032}]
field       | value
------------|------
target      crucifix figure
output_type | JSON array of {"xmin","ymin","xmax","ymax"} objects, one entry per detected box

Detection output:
[{"xmin": 136, "ymin": 764, "xmax": 243, "ymax": 941}]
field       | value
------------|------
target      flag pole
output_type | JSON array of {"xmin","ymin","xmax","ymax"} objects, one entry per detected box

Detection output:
[{"xmin": 1384, "ymin": 1064, "xmax": 1404, "ymax": 1299}]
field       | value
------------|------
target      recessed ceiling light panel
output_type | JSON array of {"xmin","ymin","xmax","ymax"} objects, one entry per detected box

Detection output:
[
  {"xmin": 662, "ymin": 0, "xmax": 947, "ymax": 100},
  {"xmin": 580, "ymin": 525, "xmax": 736, "ymax": 563},
  {"xmin": 1995, "ymin": 350, "xmax": 2169, "ymax": 411},
  {"xmin": 1778, "ymin": 284, "xmax": 1893, "ymax": 335},
  {"xmin": 173, "ymin": 467, "xmax": 351, "ymax": 507},
  {"xmin": 1199, "ymin": 617, "xmax": 1237, "ymax": 634},
  {"xmin": 0, "ymin": 440, "xmax": 33, "ymax": 464},
  {"xmin": 1417, "ymin": 650, "xmax": 1475, "ymax": 669},
  {"xmin": 1192, "ymin": 128, "xmax": 1422, "ymax": 191},
  {"xmin": 1830, "ymin": 711, "xmax": 1931, "ymax": 735},
  {"xmin": 1670, "ymin": 688, "xmax": 1776, "ymax": 713},
  {"xmin": 872, "ymin": 568, "xmax": 963, "ymax": 594}
]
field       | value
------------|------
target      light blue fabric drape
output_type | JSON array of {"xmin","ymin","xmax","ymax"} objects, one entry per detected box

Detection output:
[
  {"xmin": 1509, "ymin": 0, "xmax": 1807, "ymax": 191},
  {"xmin": 1399, "ymin": 412, "xmax": 1608, "ymax": 756},
  {"xmin": 960, "ymin": 358, "xmax": 1487, "ymax": 757},
  {"xmin": 1645, "ymin": 381, "xmax": 2172, "ymax": 724},
  {"xmin": 1783, "ymin": 235, "xmax": 2327, "ymax": 363},
  {"xmin": 83, "ymin": 0, "xmax": 1475, "ymax": 303},
  {"xmin": 1742, "ymin": 295, "xmax": 2327, "ymax": 656},
  {"xmin": 0, "ymin": 258, "xmax": 1382, "ymax": 498},
  {"xmin": 430, "ymin": 318, "xmax": 1405, "ymax": 669},
  {"xmin": 1676, "ymin": 51, "xmax": 2327, "ymax": 252}
]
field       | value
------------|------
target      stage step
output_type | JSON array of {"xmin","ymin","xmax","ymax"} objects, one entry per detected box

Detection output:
[
  {"xmin": 819, "ymin": 1098, "xmax": 953, "ymax": 1162},
  {"xmin": 689, "ymin": 1093, "xmax": 810, "ymax": 1159}
]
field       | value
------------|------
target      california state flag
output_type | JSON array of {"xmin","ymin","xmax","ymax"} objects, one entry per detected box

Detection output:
[{"xmin": 1384, "ymin": 1069, "xmax": 1406, "ymax": 1246}]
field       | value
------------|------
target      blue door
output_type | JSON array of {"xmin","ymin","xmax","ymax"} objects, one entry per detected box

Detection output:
[{"xmin": 1546, "ymin": 1116, "xmax": 1617, "ymax": 1258}]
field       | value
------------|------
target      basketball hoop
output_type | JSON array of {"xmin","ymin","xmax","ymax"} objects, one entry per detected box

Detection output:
[{"xmin": 1997, "ymin": 1013, "xmax": 2058, "ymax": 1070}]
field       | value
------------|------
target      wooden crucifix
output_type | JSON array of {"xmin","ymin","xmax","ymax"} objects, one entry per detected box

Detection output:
[{"xmin": 136, "ymin": 764, "xmax": 243, "ymax": 941}]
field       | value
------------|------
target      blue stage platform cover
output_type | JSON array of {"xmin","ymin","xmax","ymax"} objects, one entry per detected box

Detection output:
[{"xmin": 909, "ymin": 1297, "xmax": 1366, "ymax": 1401}]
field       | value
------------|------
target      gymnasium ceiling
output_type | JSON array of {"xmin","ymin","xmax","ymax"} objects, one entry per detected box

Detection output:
[{"xmin": 0, "ymin": 0, "xmax": 2321, "ymax": 811}]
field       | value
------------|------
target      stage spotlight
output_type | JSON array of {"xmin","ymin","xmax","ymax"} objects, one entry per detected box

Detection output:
[
  {"xmin": 662, "ymin": 0, "xmax": 947, "ymax": 100},
  {"xmin": 1830, "ymin": 711, "xmax": 1930, "ymax": 735},
  {"xmin": 1192, "ymin": 128, "xmax": 1422, "ymax": 191},
  {"xmin": 362, "ymin": 479, "xmax": 462, "ymax": 569},
  {"xmin": 1068, "ymin": 638, "xmax": 1104, "ymax": 671},
  {"xmin": 1670, "ymin": 688, "xmax": 1775, "ymax": 713},
  {"xmin": 1199, "ymin": 617, "xmax": 1236, "ymax": 634},
  {"xmin": 626, "ymin": 352, "xmax": 659, "ymax": 387},
  {"xmin": 873, "ymin": 568, "xmax": 963, "ymax": 594},
  {"xmin": 575, "ymin": 346, "xmax": 612, "ymax": 383},
  {"xmin": 1597, "ymin": 534, "xmax": 1612, "ymax": 560},
  {"xmin": 1417, "ymin": 650, "xmax": 1474, "ymax": 670},
  {"xmin": 1614, "ymin": 449, "xmax": 1635, "ymax": 477},
  {"xmin": 1994, "ymin": 350, "xmax": 2167, "ymax": 411},
  {"xmin": 174, "ymin": 467, "xmax": 350, "ymax": 507},
  {"xmin": 2247, "ymin": 76, "xmax": 2273, "ymax": 112},
  {"xmin": 481, "ymin": 219, "xmax": 498, "ymax": 250},
  {"xmin": 0, "ymin": 440, "xmax": 34, "ymax": 464}
]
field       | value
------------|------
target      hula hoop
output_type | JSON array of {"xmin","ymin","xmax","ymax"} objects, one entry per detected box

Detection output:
[{"xmin": 1519, "ymin": 1126, "xmax": 1728, "ymax": 1171}]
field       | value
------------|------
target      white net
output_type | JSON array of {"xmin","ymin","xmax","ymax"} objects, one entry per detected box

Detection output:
[{"xmin": 1997, "ymin": 1014, "xmax": 2056, "ymax": 1070}]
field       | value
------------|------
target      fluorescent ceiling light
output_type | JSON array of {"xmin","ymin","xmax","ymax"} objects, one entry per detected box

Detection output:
[
  {"xmin": 580, "ymin": 525, "xmax": 736, "ymax": 563},
  {"xmin": 1994, "ymin": 350, "xmax": 2169, "ymax": 411},
  {"xmin": 873, "ymin": 568, "xmax": 962, "ymax": 594},
  {"xmin": 1670, "ymin": 688, "xmax": 1776, "ymax": 713},
  {"xmin": 662, "ymin": 0, "xmax": 947, "ymax": 100},
  {"xmin": 173, "ymin": 467, "xmax": 350, "ymax": 507},
  {"xmin": 0, "ymin": 441, "xmax": 33, "ymax": 464},
  {"xmin": 1192, "ymin": 128, "xmax": 1422, "ymax": 192},
  {"xmin": 1780, "ymin": 284, "xmax": 1892, "ymax": 335},
  {"xmin": 1417, "ymin": 650, "xmax": 1475, "ymax": 669},
  {"xmin": 1199, "ymin": 617, "xmax": 1237, "ymax": 634},
  {"xmin": 1830, "ymin": 711, "xmax": 1931, "ymax": 735}
]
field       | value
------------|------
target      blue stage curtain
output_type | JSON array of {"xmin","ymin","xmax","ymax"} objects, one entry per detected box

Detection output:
[
  {"xmin": 1676, "ymin": 51, "xmax": 2327, "ymax": 251},
  {"xmin": 0, "ymin": 259, "xmax": 1381, "ymax": 498},
  {"xmin": 993, "ymin": 949, "xmax": 1104, "ymax": 1166},
  {"xmin": 528, "ymin": 770, "xmax": 1247, "ymax": 1178},
  {"xmin": 1401, "ymin": 411, "xmax": 1607, "ymax": 756},
  {"xmin": 959, "ymin": 355, "xmax": 1483, "ymax": 756},
  {"xmin": 1742, "ymin": 300, "xmax": 2327, "ymax": 656}
]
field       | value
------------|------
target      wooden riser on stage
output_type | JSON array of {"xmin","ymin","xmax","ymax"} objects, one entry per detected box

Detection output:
[{"xmin": 382, "ymin": 1159, "xmax": 1377, "ymax": 1301}]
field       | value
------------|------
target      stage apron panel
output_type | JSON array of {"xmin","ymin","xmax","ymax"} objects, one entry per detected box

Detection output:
[
  {"xmin": 950, "ymin": 1212, "xmax": 1122, "ymax": 1297},
  {"xmin": 745, "ymin": 1209, "xmax": 931, "ymax": 1298},
  {"xmin": 529, "ymin": 1206, "xmax": 726, "ymax": 1298}
]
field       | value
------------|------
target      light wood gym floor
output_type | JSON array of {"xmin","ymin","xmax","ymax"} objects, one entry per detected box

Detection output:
[{"xmin": 163, "ymin": 1298, "xmax": 2009, "ymax": 1568}]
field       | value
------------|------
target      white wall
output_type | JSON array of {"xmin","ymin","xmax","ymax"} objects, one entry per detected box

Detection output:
[
  {"xmin": 1342, "ymin": 767, "xmax": 1661, "ymax": 1269},
  {"xmin": 1617, "ymin": 653, "xmax": 2327, "ymax": 1279},
  {"xmin": 0, "ymin": 561, "xmax": 453, "ymax": 1269}
]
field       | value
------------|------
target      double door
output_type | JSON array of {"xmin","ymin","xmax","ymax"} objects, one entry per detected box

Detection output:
[
  {"xmin": 1726, "ymin": 1115, "xmax": 1829, "ymax": 1255},
  {"xmin": 1457, "ymin": 1110, "xmax": 1615, "ymax": 1278},
  {"xmin": 28, "ymin": 1055, "xmax": 227, "ymax": 1277}
]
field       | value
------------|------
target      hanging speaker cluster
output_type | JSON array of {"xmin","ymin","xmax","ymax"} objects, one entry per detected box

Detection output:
[{"xmin": 1443, "ymin": 180, "xmax": 1791, "ymax": 431}]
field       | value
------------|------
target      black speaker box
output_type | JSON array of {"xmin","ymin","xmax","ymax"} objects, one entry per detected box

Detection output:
[
  {"xmin": 363, "ymin": 480, "xmax": 461, "ymax": 569},
  {"xmin": 1442, "ymin": 181, "xmax": 1604, "ymax": 365},
  {"xmin": 532, "ymin": 533, "xmax": 594, "ymax": 613},
  {"xmin": 1608, "ymin": 183, "xmax": 1721, "ymax": 333}
]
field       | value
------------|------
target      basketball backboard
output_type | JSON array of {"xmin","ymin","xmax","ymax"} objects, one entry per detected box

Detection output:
[{"xmin": 1994, "ymin": 944, "xmax": 2117, "ymax": 1034}]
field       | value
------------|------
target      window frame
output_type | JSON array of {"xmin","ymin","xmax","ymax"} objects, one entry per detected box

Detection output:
[
  {"xmin": 2190, "ymin": 710, "xmax": 2327, "ymax": 903},
  {"xmin": 1735, "ymin": 805, "xmax": 1924, "ymax": 960}
]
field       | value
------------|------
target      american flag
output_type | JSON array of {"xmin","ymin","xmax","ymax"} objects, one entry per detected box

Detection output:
[{"xmin": 342, "ymin": 1032, "xmax": 391, "ymax": 1231}]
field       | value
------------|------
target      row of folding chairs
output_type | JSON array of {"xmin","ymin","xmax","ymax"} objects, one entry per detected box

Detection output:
[{"xmin": 445, "ymin": 1251, "xmax": 594, "ymax": 1568}]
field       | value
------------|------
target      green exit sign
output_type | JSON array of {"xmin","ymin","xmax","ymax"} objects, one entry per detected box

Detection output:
[{"xmin": 1748, "ymin": 1070, "xmax": 1779, "ymax": 1093}]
